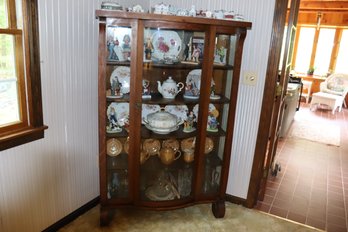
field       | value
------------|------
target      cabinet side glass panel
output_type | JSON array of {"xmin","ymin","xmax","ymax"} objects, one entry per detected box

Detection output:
[
  {"xmin": 140, "ymin": 27, "xmax": 205, "ymax": 202},
  {"xmin": 105, "ymin": 24, "xmax": 132, "ymax": 200},
  {"xmin": 201, "ymin": 34, "xmax": 236, "ymax": 196}
]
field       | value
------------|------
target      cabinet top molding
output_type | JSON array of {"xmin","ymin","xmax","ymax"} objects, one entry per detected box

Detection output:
[{"xmin": 95, "ymin": 10, "xmax": 252, "ymax": 29}]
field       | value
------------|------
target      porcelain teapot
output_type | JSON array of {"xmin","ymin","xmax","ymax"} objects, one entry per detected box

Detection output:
[{"xmin": 157, "ymin": 76, "xmax": 184, "ymax": 99}]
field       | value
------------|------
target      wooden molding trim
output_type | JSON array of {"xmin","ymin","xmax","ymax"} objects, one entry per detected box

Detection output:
[
  {"xmin": 245, "ymin": 0, "xmax": 289, "ymax": 208},
  {"xmin": 42, "ymin": 197, "xmax": 100, "ymax": 232},
  {"xmin": 0, "ymin": 126, "xmax": 48, "ymax": 151},
  {"xmin": 225, "ymin": 194, "xmax": 246, "ymax": 206}
]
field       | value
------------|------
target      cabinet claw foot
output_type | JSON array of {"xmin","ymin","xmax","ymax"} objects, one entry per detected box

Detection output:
[
  {"xmin": 212, "ymin": 200, "xmax": 225, "ymax": 218},
  {"xmin": 100, "ymin": 207, "xmax": 112, "ymax": 226}
]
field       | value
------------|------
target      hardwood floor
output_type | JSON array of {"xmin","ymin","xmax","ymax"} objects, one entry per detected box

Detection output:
[{"xmin": 255, "ymin": 103, "xmax": 348, "ymax": 232}]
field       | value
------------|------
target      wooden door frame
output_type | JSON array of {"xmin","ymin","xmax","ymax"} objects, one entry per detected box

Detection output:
[{"xmin": 244, "ymin": 0, "xmax": 290, "ymax": 208}]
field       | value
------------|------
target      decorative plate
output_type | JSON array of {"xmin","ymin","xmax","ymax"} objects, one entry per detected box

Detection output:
[
  {"xmin": 184, "ymin": 69, "xmax": 201, "ymax": 99},
  {"xmin": 107, "ymin": 102, "xmax": 129, "ymax": 127},
  {"xmin": 164, "ymin": 105, "xmax": 188, "ymax": 122},
  {"xmin": 110, "ymin": 66, "xmax": 130, "ymax": 94},
  {"xmin": 106, "ymin": 138, "xmax": 122, "ymax": 157},
  {"xmin": 142, "ymin": 104, "xmax": 161, "ymax": 124},
  {"xmin": 151, "ymin": 30, "xmax": 182, "ymax": 60},
  {"xmin": 192, "ymin": 103, "xmax": 218, "ymax": 119}
]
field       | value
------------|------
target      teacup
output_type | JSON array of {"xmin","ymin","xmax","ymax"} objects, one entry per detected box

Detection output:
[
  {"xmin": 158, "ymin": 147, "xmax": 181, "ymax": 165},
  {"xmin": 162, "ymin": 139, "xmax": 180, "ymax": 152},
  {"xmin": 143, "ymin": 139, "xmax": 161, "ymax": 156},
  {"xmin": 140, "ymin": 150, "xmax": 150, "ymax": 165},
  {"xmin": 183, "ymin": 150, "xmax": 194, "ymax": 163}
]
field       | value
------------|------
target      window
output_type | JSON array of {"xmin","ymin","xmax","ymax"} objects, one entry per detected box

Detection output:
[
  {"xmin": 294, "ymin": 27, "xmax": 315, "ymax": 73},
  {"xmin": 313, "ymin": 28, "xmax": 335, "ymax": 75},
  {"xmin": 335, "ymin": 30, "xmax": 348, "ymax": 74},
  {"xmin": 0, "ymin": 0, "xmax": 47, "ymax": 151}
]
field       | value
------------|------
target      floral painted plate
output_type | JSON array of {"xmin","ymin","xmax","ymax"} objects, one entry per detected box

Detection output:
[
  {"xmin": 151, "ymin": 30, "xmax": 182, "ymax": 60},
  {"xmin": 164, "ymin": 105, "xmax": 188, "ymax": 122},
  {"xmin": 142, "ymin": 104, "xmax": 161, "ymax": 124},
  {"xmin": 192, "ymin": 103, "xmax": 217, "ymax": 119},
  {"xmin": 184, "ymin": 69, "xmax": 201, "ymax": 99}
]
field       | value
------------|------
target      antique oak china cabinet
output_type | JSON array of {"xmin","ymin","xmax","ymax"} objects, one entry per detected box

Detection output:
[{"xmin": 96, "ymin": 10, "xmax": 251, "ymax": 225}]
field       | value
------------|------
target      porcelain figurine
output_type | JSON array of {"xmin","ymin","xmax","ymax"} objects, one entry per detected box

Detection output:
[
  {"xmin": 144, "ymin": 37, "xmax": 154, "ymax": 60},
  {"xmin": 183, "ymin": 111, "xmax": 196, "ymax": 133},
  {"xmin": 189, "ymin": 5, "xmax": 196, "ymax": 17},
  {"xmin": 142, "ymin": 79, "xmax": 151, "ymax": 99},
  {"xmin": 107, "ymin": 106, "xmax": 122, "ymax": 133},
  {"xmin": 132, "ymin": 4, "xmax": 144, "ymax": 12},
  {"xmin": 154, "ymin": 2, "xmax": 169, "ymax": 15},
  {"xmin": 207, "ymin": 111, "xmax": 219, "ymax": 132}
]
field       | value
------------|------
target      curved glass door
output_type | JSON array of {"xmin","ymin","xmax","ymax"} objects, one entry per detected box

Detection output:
[{"xmin": 139, "ymin": 25, "xmax": 206, "ymax": 202}]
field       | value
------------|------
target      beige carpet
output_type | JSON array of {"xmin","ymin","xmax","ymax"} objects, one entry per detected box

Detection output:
[
  {"xmin": 58, "ymin": 203, "xmax": 321, "ymax": 232},
  {"xmin": 289, "ymin": 120, "xmax": 340, "ymax": 146}
]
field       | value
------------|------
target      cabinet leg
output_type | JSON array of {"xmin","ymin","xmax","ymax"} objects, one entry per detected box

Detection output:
[
  {"xmin": 100, "ymin": 207, "xmax": 111, "ymax": 226},
  {"xmin": 212, "ymin": 199, "xmax": 225, "ymax": 218}
]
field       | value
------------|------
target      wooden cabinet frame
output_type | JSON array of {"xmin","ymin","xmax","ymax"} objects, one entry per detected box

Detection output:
[{"xmin": 96, "ymin": 11, "xmax": 251, "ymax": 226}]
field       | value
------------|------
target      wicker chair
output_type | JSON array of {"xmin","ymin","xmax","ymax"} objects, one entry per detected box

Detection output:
[{"xmin": 310, "ymin": 73, "xmax": 348, "ymax": 114}]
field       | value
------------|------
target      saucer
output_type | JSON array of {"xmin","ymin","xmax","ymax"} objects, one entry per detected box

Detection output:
[{"xmin": 106, "ymin": 138, "xmax": 122, "ymax": 157}]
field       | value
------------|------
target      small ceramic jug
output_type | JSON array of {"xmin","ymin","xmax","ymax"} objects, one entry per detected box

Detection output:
[{"xmin": 159, "ymin": 147, "xmax": 181, "ymax": 165}]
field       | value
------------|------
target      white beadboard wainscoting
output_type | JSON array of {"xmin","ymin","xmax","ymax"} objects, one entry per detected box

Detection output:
[{"xmin": 0, "ymin": 0, "xmax": 275, "ymax": 231}]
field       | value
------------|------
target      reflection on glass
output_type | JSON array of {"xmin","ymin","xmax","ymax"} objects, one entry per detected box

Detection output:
[
  {"xmin": 335, "ymin": 30, "xmax": 348, "ymax": 74},
  {"xmin": 295, "ymin": 27, "xmax": 315, "ymax": 73},
  {"xmin": 314, "ymin": 28, "xmax": 335, "ymax": 75},
  {"xmin": 107, "ymin": 169, "xmax": 129, "ymax": 199},
  {"xmin": 0, "ymin": 34, "xmax": 20, "ymax": 126},
  {"xmin": 202, "ymin": 158, "xmax": 221, "ymax": 194}
]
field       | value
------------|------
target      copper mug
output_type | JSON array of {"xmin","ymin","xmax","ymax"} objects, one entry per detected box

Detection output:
[
  {"xmin": 183, "ymin": 149, "xmax": 194, "ymax": 163},
  {"xmin": 158, "ymin": 147, "xmax": 181, "ymax": 165}
]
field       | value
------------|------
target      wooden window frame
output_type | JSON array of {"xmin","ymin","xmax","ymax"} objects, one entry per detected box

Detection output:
[{"xmin": 0, "ymin": 0, "xmax": 47, "ymax": 151}]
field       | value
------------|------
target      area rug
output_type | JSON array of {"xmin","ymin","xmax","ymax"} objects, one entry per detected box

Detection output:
[
  {"xmin": 289, "ymin": 120, "xmax": 340, "ymax": 146},
  {"xmin": 58, "ymin": 203, "xmax": 320, "ymax": 232}
]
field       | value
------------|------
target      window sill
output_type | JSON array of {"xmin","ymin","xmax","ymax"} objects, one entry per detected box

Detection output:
[{"xmin": 0, "ymin": 125, "xmax": 48, "ymax": 151}]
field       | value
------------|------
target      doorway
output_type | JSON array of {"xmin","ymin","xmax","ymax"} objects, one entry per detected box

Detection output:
[{"xmin": 251, "ymin": 0, "xmax": 348, "ymax": 231}]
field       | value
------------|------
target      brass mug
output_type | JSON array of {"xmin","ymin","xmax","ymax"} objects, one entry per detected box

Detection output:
[
  {"xmin": 183, "ymin": 150, "xmax": 195, "ymax": 163},
  {"xmin": 158, "ymin": 147, "xmax": 181, "ymax": 165}
]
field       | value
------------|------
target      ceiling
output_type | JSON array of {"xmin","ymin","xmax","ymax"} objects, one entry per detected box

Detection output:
[{"xmin": 299, "ymin": 0, "xmax": 348, "ymax": 12}]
